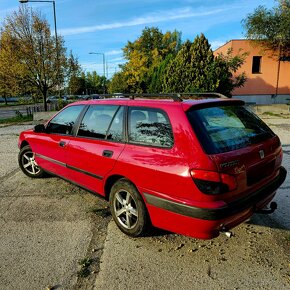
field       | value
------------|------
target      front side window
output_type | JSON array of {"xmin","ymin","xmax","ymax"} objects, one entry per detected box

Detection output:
[
  {"xmin": 128, "ymin": 107, "xmax": 173, "ymax": 148},
  {"xmin": 187, "ymin": 105, "xmax": 274, "ymax": 154},
  {"xmin": 46, "ymin": 105, "xmax": 84, "ymax": 135},
  {"xmin": 77, "ymin": 105, "xmax": 123, "ymax": 140}
]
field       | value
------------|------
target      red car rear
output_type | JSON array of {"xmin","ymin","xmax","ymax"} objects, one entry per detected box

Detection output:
[{"xmin": 18, "ymin": 94, "xmax": 287, "ymax": 239}]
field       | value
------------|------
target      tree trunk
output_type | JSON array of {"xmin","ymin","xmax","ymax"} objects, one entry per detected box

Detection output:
[
  {"xmin": 43, "ymin": 89, "xmax": 48, "ymax": 112},
  {"xmin": 4, "ymin": 93, "xmax": 7, "ymax": 105}
]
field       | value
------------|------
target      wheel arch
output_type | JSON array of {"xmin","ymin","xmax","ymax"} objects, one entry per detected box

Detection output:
[
  {"xmin": 104, "ymin": 174, "xmax": 147, "ymax": 204},
  {"xmin": 20, "ymin": 140, "xmax": 30, "ymax": 149},
  {"xmin": 104, "ymin": 174, "xmax": 126, "ymax": 201}
]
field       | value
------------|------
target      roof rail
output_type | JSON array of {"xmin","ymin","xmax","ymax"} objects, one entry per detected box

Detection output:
[
  {"xmin": 129, "ymin": 93, "xmax": 183, "ymax": 102},
  {"xmin": 178, "ymin": 92, "xmax": 228, "ymax": 99},
  {"xmin": 99, "ymin": 92, "xmax": 228, "ymax": 102},
  {"xmin": 100, "ymin": 93, "xmax": 183, "ymax": 102}
]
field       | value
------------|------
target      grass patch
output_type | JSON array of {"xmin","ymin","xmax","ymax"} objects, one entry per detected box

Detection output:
[
  {"xmin": 77, "ymin": 258, "xmax": 93, "ymax": 278},
  {"xmin": 262, "ymin": 111, "xmax": 282, "ymax": 117},
  {"xmin": 0, "ymin": 115, "xmax": 33, "ymax": 124}
]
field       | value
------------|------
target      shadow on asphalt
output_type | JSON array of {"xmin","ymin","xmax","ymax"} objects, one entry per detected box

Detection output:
[
  {"xmin": 147, "ymin": 227, "xmax": 172, "ymax": 237},
  {"xmin": 247, "ymin": 213, "xmax": 289, "ymax": 231}
]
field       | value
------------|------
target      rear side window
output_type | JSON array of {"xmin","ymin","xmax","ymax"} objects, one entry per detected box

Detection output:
[
  {"xmin": 187, "ymin": 105, "xmax": 274, "ymax": 154},
  {"xmin": 77, "ymin": 105, "xmax": 123, "ymax": 141},
  {"xmin": 46, "ymin": 105, "xmax": 84, "ymax": 135},
  {"xmin": 128, "ymin": 107, "xmax": 173, "ymax": 148}
]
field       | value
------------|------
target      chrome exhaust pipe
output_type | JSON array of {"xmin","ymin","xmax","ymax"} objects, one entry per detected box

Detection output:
[
  {"xmin": 220, "ymin": 225, "xmax": 233, "ymax": 238},
  {"xmin": 224, "ymin": 231, "xmax": 233, "ymax": 238}
]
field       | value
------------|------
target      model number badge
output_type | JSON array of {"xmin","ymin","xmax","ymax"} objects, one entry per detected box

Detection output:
[
  {"xmin": 259, "ymin": 150, "xmax": 265, "ymax": 159},
  {"xmin": 220, "ymin": 160, "xmax": 239, "ymax": 168}
]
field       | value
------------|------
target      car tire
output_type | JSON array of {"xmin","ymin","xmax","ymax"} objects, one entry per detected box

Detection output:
[
  {"xmin": 109, "ymin": 179, "xmax": 149, "ymax": 237},
  {"xmin": 18, "ymin": 145, "xmax": 45, "ymax": 178}
]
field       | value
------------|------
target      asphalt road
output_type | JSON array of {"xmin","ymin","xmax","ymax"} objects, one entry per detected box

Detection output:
[{"xmin": 0, "ymin": 120, "xmax": 289, "ymax": 290}]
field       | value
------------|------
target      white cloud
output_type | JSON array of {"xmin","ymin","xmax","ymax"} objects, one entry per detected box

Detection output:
[
  {"xmin": 106, "ymin": 50, "xmax": 123, "ymax": 56},
  {"xmin": 81, "ymin": 62, "xmax": 103, "ymax": 72},
  {"xmin": 59, "ymin": 6, "xmax": 237, "ymax": 36},
  {"xmin": 81, "ymin": 59, "xmax": 126, "ymax": 73},
  {"xmin": 109, "ymin": 57, "xmax": 125, "ymax": 62},
  {"xmin": 210, "ymin": 40, "xmax": 226, "ymax": 50}
]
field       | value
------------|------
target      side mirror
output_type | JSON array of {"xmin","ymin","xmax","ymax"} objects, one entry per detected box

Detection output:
[{"xmin": 34, "ymin": 124, "xmax": 46, "ymax": 133}]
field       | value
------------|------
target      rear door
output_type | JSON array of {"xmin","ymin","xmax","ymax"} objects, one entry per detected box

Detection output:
[
  {"xmin": 66, "ymin": 104, "xmax": 126, "ymax": 194},
  {"xmin": 186, "ymin": 104, "xmax": 282, "ymax": 201}
]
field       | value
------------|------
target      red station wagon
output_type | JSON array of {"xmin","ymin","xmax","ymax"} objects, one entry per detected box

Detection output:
[{"xmin": 18, "ymin": 94, "xmax": 287, "ymax": 239}]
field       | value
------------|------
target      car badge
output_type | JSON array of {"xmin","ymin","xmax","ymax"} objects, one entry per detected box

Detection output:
[{"xmin": 259, "ymin": 150, "xmax": 265, "ymax": 159}]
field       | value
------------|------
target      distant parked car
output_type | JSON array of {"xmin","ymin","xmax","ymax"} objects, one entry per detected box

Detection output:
[
  {"xmin": 18, "ymin": 93, "xmax": 287, "ymax": 239},
  {"xmin": 113, "ymin": 93, "xmax": 125, "ymax": 98},
  {"xmin": 47, "ymin": 96, "xmax": 67, "ymax": 103},
  {"xmin": 85, "ymin": 94, "xmax": 102, "ymax": 100},
  {"xmin": 0, "ymin": 97, "xmax": 18, "ymax": 103}
]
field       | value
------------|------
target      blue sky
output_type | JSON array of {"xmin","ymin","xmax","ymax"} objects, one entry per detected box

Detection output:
[{"xmin": 0, "ymin": 0, "xmax": 276, "ymax": 78}]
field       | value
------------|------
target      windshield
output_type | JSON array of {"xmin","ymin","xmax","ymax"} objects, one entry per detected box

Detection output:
[{"xmin": 187, "ymin": 105, "xmax": 275, "ymax": 154}]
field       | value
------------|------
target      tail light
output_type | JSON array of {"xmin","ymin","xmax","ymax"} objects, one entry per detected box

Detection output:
[{"xmin": 190, "ymin": 169, "xmax": 237, "ymax": 195}]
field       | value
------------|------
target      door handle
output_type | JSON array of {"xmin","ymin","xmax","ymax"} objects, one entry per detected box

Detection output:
[
  {"xmin": 59, "ymin": 141, "xmax": 66, "ymax": 147},
  {"xmin": 102, "ymin": 150, "xmax": 113, "ymax": 158}
]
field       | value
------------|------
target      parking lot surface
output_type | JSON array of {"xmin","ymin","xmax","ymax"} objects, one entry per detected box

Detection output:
[
  {"xmin": 0, "ymin": 119, "xmax": 289, "ymax": 290},
  {"xmin": 0, "ymin": 124, "xmax": 109, "ymax": 289}
]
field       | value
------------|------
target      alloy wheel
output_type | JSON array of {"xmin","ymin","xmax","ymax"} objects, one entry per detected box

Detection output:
[
  {"xmin": 113, "ymin": 189, "xmax": 138, "ymax": 229},
  {"xmin": 21, "ymin": 151, "xmax": 41, "ymax": 176}
]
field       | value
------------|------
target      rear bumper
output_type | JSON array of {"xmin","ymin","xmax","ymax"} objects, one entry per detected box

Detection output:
[{"xmin": 144, "ymin": 166, "xmax": 287, "ymax": 239}]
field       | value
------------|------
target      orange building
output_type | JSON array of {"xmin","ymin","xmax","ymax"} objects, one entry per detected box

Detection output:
[{"xmin": 214, "ymin": 40, "xmax": 290, "ymax": 104}]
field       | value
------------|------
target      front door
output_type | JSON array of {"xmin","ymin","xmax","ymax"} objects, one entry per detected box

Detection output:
[
  {"xmin": 33, "ymin": 105, "xmax": 85, "ymax": 179},
  {"xmin": 66, "ymin": 104, "xmax": 126, "ymax": 195}
]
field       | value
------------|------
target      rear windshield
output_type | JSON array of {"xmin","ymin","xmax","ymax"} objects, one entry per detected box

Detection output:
[{"xmin": 187, "ymin": 105, "xmax": 275, "ymax": 154}]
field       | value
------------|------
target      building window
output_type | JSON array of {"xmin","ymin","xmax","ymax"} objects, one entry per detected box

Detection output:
[{"xmin": 252, "ymin": 56, "xmax": 262, "ymax": 74}]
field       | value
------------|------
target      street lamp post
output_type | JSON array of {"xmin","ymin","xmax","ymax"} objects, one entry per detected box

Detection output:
[
  {"xmin": 19, "ymin": 0, "xmax": 60, "ymax": 110},
  {"xmin": 89, "ymin": 52, "xmax": 106, "ymax": 94}
]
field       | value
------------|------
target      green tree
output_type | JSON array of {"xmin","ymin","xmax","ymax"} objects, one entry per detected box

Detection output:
[
  {"xmin": 0, "ymin": 31, "xmax": 21, "ymax": 104},
  {"xmin": 68, "ymin": 75, "xmax": 86, "ymax": 95},
  {"xmin": 163, "ymin": 34, "xmax": 216, "ymax": 92},
  {"xmin": 213, "ymin": 49, "xmax": 247, "ymax": 96},
  {"xmin": 149, "ymin": 54, "xmax": 174, "ymax": 93},
  {"xmin": 123, "ymin": 27, "xmax": 182, "ymax": 92},
  {"xmin": 108, "ymin": 71, "xmax": 129, "ymax": 93},
  {"xmin": 66, "ymin": 51, "xmax": 84, "ymax": 95},
  {"xmin": 68, "ymin": 70, "xmax": 108, "ymax": 95},
  {"xmin": 242, "ymin": 0, "xmax": 290, "ymax": 57},
  {"xmin": 86, "ymin": 71, "xmax": 106, "ymax": 94},
  {"xmin": 0, "ymin": 6, "xmax": 79, "ymax": 110},
  {"xmin": 162, "ymin": 34, "xmax": 246, "ymax": 96}
]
